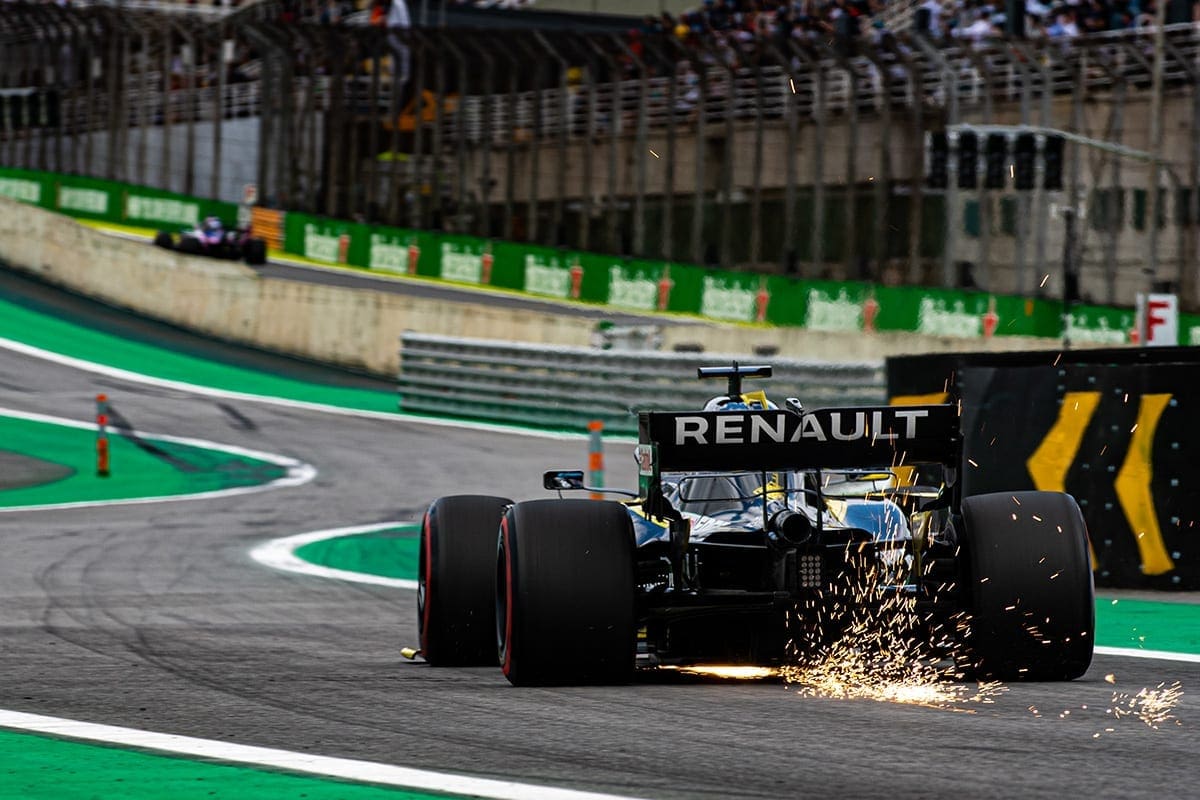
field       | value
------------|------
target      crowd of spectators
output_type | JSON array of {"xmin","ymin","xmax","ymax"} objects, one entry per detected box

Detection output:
[{"xmin": 453, "ymin": 0, "xmax": 1200, "ymax": 46}]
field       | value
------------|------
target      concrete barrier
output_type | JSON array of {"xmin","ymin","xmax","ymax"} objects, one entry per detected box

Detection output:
[{"xmin": 0, "ymin": 197, "xmax": 1059, "ymax": 376}]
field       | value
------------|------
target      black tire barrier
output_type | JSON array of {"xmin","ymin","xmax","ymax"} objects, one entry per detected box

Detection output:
[{"xmin": 888, "ymin": 346, "xmax": 1200, "ymax": 590}]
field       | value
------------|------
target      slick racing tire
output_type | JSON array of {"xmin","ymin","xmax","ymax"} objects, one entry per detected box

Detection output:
[
  {"xmin": 153, "ymin": 231, "xmax": 175, "ymax": 250},
  {"xmin": 419, "ymin": 495, "xmax": 512, "ymax": 666},
  {"xmin": 960, "ymin": 490, "xmax": 1094, "ymax": 681},
  {"xmin": 242, "ymin": 238, "xmax": 267, "ymax": 266},
  {"xmin": 497, "ymin": 499, "xmax": 636, "ymax": 686}
]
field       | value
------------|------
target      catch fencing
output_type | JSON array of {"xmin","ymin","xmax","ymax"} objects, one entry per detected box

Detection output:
[
  {"xmin": 1, "ymin": 2, "xmax": 1198, "ymax": 308},
  {"xmin": 398, "ymin": 332, "xmax": 886, "ymax": 434}
]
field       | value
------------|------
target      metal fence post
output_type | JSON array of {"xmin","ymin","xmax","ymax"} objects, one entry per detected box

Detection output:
[
  {"xmin": 771, "ymin": 43, "xmax": 798, "ymax": 273},
  {"xmin": 534, "ymin": 31, "xmax": 569, "ymax": 246},
  {"xmin": 866, "ymin": 45, "xmax": 894, "ymax": 277},
  {"xmin": 616, "ymin": 33, "xmax": 649, "ymax": 259}
]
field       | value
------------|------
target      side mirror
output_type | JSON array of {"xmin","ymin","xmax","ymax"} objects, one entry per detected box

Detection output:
[{"xmin": 543, "ymin": 470, "xmax": 586, "ymax": 491}]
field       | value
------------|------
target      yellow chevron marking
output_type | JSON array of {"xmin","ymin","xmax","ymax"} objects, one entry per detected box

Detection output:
[
  {"xmin": 1026, "ymin": 391, "xmax": 1102, "ymax": 569},
  {"xmin": 1114, "ymin": 394, "xmax": 1174, "ymax": 576},
  {"xmin": 889, "ymin": 393, "xmax": 950, "ymax": 486},
  {"xmin": 1026, "ymin": 391, "xmax": 1101, "ymax": 492}
]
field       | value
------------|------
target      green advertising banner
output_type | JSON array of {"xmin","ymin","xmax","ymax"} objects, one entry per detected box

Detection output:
[
  {"xmin": 1065, "ymin": 303, "xmax": 1134, "ymax": 345},
  {"xmin": 0, "ymin": 167, "xmax": 53, "ymax": 209},
  {"xmin": 365, "ymin": 226, "xmax": 437, "ymax": 276},
  {"xmin": 494, "ymin": 241, "xmax": 572, "ymax": 296},
  {"xmin": 605, "ymin": 259, "xmax": 671, "ymax": 312},
  {"xmin": 283, "ymin": 212, "xmax": 370, "ymax": 267},
  {"xmin": 1181, "ymin": 312, "xmax": 1200, "ymax": 345},
  {"xmin": 14, "ymin": 167, "xmax": 1200, "ymax": 349},
  {"xmin": 438, "ymin": 235, "xmax": 506, "ymax": 288},
  {"xmin": 787, "ymin": 280, "xmax": 867, "ymax": 331}
]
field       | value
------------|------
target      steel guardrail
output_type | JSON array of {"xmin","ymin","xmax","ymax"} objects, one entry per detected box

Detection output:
[{"xmin": 398, "ymin": 332, "xmax": 886, "ymax": 435}]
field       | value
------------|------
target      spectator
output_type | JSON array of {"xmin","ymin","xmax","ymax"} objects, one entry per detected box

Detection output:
[{"xmin": 387, "ymin": 0, "xmax": 412, "ymax": 87}]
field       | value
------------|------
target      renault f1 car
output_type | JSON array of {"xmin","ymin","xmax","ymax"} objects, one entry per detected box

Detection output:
[
  {"xmin": 419, "ymin": 364, "xmax": 1094, "ymax": 686},
  {"xmin": 153, "ymin": 217, "xmax": 267, "ymax": 265}
]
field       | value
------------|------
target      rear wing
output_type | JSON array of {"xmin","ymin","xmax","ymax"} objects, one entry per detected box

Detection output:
[{"xmin": 637, "ymin": 404, "xmax": 961, "ymax": 474}]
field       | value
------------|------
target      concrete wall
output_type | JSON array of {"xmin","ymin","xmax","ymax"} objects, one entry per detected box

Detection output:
[{"xmin": 0, "ymin": 197, "xmax": 1058, "ymax": 378}]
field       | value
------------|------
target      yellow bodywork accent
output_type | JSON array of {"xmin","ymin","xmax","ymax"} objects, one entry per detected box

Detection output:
[
  {"xmin": 739, "ymin": 390, "xmax": 771, "ymax": 409},
  {"xmin": 1114, "ymin": 394, "xmax": 1174, "ymax": 576},
  {"xmin": 889, "ymin": 392, "xmax": 951, "ymax": 406}
]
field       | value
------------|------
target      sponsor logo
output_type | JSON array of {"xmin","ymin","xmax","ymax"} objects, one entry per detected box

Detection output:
[
  {"xmin": 368, "ymin": 233, "xmax": 410, "ymax": 273},
  {"xmin": 608, "ymin": 266, "xmax": 659, "ymax": 311},
  {"xmin": 524, "ymin": 256, "xmax": 571, "ymax": 298},
  {"xmin": 126, "ymin": 195, "xmax": 199, "ymax": 227},
  {"xmin": 0, "ymin": 178, "xmax": 41, "ymax": 204},
  {"xmin": 806, "ymin": 288, "xmax": 862, "ymax": 332},
  {"xmin": 917, "ymin": 297, "xmax": 982, "ymax": 338},
  {"xmin": 701, "ymin": 275, "xmax": 757, "ymax": 322},
  {"xmin": 1067, "ymin": 312, "xmax": 1131, "ymax": 344},
  {"xmin": 441, "ymin": 243, "xmax": 483, "ymax": 283},
  {"xmin": 671, "ymin": 409, "xmax": 929, "ymax": 445},
  {"xmin": 303, "ymin": 224, "xmax": 342, "ymax": 263},
  {"xmin": 58, "ymin": 186, "xmax": 109, "ymax": 215},
  {"xmin": 1189, "ymin": 326, "xmax": 1200, "ymax": 346}
]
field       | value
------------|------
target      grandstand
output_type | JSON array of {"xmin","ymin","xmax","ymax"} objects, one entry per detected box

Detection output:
[{"xmin": 0, "ymin": 0, "xmax": 1197, "ymax": 311}]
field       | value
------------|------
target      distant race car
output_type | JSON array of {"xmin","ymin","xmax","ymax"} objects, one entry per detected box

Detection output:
[
  {"xmin": 153, "ymin": 216, "xmax": 267, "ymax": 265},
  {"xmin": 419, "ymin": 364, "xmax": 1094, "ymax": 686}
]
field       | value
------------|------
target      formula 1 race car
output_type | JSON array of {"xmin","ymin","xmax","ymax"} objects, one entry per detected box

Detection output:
[
  {"xmin": 153, "ymin": 216, "xmax": 267, "ymax": 265},
  {"xmin": 419, "ymin": 364, "xmax": 1094, "ymax": 686}
]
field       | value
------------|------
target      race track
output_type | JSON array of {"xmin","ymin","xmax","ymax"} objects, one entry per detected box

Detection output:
[{"xmin": 0, "ymin": 275, "xmax": 1197, "ymax": 799}]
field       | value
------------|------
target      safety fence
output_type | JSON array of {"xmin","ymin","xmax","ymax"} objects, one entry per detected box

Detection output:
[
  {"xmin": 6, "ymin": 164, "xmax": 1200, "ymax": 346},
  {"xmin": 3, "ymin": 2, "xmax": 1200, "ymax": 310},
  {"xmin": 888, "ymin": 346, "xmax": 1200, "ymax": 590},
  {"xmin": 398, "ymin": 332, "xmax": 886, "ymax": 434}
]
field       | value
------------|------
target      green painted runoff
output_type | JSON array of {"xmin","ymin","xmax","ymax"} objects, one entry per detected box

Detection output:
[
  {"xmin": 0, "ymin": 415, "xmax": 286, "ymax": 508},
  {"xmin": 293, "ymin": 526, "xmax": 420, "ymax": 580},
  {"xmin": 0, "ymin": 729, "xmax": 473, "ymax": 800}
]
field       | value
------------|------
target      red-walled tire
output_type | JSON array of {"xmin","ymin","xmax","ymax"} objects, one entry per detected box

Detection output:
[
  {"xmin": 497, "ymin": 499, "xmax": 636, "ymax": 687},
  {"xmin": 961, "ymin": 490, "xmax": 1094, "ymax": 681},
  {"xmin": 419, "ymin": 494, "xmax": 511, "ymax": 666}
]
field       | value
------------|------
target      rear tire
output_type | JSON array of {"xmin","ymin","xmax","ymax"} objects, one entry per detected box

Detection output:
[
  {"xmin": 497, "ymin": 499, "xmax": 636, "ymax": 686},
  {"xmin": 419, "ymin": 495, "xmax": 512, "ymax": 666},
  {"xmin": 178, "ymin": 235, "xmax": 202, "ymax": 256},
  {"xmin": 960, "ymin": 490, "xmax": 1094, "ymax": 681},
  {"xmin": 243, "ymin": 238, "xmax": 267, "ymax": 265}
]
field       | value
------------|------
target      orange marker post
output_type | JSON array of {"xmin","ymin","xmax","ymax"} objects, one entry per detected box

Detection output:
[
  {"xmin": 96, "ymin": 394, "xmax": 110, "ymax": 478},
  {"xmin": 587, "ymin": 420, "xmax": 604, "ymax": 500}
]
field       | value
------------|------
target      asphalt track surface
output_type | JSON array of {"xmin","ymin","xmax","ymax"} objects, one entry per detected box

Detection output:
[{"xmin": 2, "ymin": 276, "xmax": 1199, "ymax": 799}]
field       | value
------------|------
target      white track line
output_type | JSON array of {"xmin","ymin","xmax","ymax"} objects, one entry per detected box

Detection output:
[
  {"xmin": 0, "ymin": 710, "xmax": 647, "ymax": 800},
  {"xmin": 0, "ymin": 336, "xmax": 595, "ymax": 442},
  {"xmin": 1094, "ymin": 646, "xmax": 1200, "ymax": 664},
  {"xmin": 0, "ymin": 406, "xmax": 315, "ymax": 513},
  {"xmin": 250, "ymin": 522, "xmax": 418, "ymax": 589}
]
